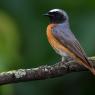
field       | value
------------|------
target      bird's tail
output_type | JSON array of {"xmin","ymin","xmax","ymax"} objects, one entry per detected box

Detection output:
[
  {"xmin": 78, "ymin": 58, "xmax": 95, "ymax": 75},
  {"xmin": 89, "ymin": 66, "xmax": 95, "ymax": 75},
  {"xmin": 84, "ymin": 60, "xmax": 95, "ymax": 75}
]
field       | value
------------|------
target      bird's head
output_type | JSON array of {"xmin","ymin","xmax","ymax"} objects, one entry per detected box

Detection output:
[{"xmin": 44, "ymin": 9, "xmax": 69, "ymax": 24}]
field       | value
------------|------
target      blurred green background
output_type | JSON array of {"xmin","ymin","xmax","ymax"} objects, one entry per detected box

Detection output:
[{"xmin": 0, "ymin": 0, "xmax": 95, "ymax": 95}]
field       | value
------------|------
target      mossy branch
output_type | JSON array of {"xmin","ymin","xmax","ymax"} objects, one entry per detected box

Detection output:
[{"xmin": 0, "ymin": 57, "xmax": 95, "ymax": 85}]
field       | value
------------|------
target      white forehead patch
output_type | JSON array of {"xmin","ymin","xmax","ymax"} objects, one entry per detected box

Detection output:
[
  {"xmin": 49, "ymin": 9, "xmax": 69, "ymax": 20},
  {"xmin": 49, "ymin": 9, "xmax": 62, "ymax": 13}
]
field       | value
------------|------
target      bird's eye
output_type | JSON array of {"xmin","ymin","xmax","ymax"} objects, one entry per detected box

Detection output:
[
  {"xmin": 52, "ymin": 12, "xmax": 58, "ymax": 15},
  {"xmin": 49, "ymin": 12, "xmax": 60, "ymax": 17}
]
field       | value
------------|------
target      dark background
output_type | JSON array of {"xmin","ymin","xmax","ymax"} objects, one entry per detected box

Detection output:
[{"xmin": 0, "ymin": 0, "xmax": 95, "ymax": 95}]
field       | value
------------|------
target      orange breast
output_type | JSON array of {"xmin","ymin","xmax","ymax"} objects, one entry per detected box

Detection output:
[{"xmin": 46, "ymin": 24, "xmax": 75, "ymax": 57}]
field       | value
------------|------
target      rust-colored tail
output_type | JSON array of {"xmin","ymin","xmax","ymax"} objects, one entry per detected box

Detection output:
[
  {"xmin": 89, "ymin": 67, "xmax": 95, "ymax": 75},
  {"xmin": 85, "ymin": 60, "xmax": 95, "ymax": 75},
  {"xmin": 83, "ymin": 61, "xmax": 95, "ymax": 75},
  {"xmin": 77, "ymin": 58, "xmax": 95, "ymax": 75}
]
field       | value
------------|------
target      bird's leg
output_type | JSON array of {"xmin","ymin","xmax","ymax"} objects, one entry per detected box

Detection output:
[
  {"xmin": 58, "ymin": 57, "xmax": 74, "ymax": 66},
  {"xmin": 62, "ymin": 57, "xmax": 65, "ymax": 62},
  {"xmin": 62, "ymin": 56, "xmax": 73, "ymax": 63}
]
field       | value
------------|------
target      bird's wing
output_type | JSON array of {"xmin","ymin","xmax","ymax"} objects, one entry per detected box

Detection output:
[{"xmin": 52, "ymin": 25, "xmax": 92, "ymax": 68}]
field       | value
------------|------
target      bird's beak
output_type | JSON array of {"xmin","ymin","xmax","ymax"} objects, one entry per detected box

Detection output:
[{"xmin": 43, "ymin": 13, "xmax": 49, "ymax": 16}]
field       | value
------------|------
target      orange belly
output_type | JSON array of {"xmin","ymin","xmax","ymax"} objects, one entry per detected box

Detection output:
[{"xmin": 46, "ymin": 24, "xmax": 75, "ymax": 57}]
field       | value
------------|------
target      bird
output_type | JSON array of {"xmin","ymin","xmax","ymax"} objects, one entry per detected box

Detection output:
[{"xmin": 44, "ymin": 9, "xmax": 95, "ymax": 75}]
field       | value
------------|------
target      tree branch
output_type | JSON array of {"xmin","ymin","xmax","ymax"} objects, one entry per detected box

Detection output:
[{"xmin": 0, "ymin": 57, "xmax": 95, "ymax": 85}]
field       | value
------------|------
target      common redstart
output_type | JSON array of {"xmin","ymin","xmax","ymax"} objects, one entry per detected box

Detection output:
[{"xmin": 44, "ymin": 9, "xmax": 95, "ymax": 75}]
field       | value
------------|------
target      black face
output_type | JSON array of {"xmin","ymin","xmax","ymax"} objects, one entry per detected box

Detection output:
[{"xmin": 44, "ymin": 10, "xmax": 67, "ymax": 23}]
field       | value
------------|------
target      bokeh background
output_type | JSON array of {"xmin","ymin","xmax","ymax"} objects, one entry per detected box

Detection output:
[{"xmin": 0, "ymin": 0, "xmax": 95, "ymax": 95}]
